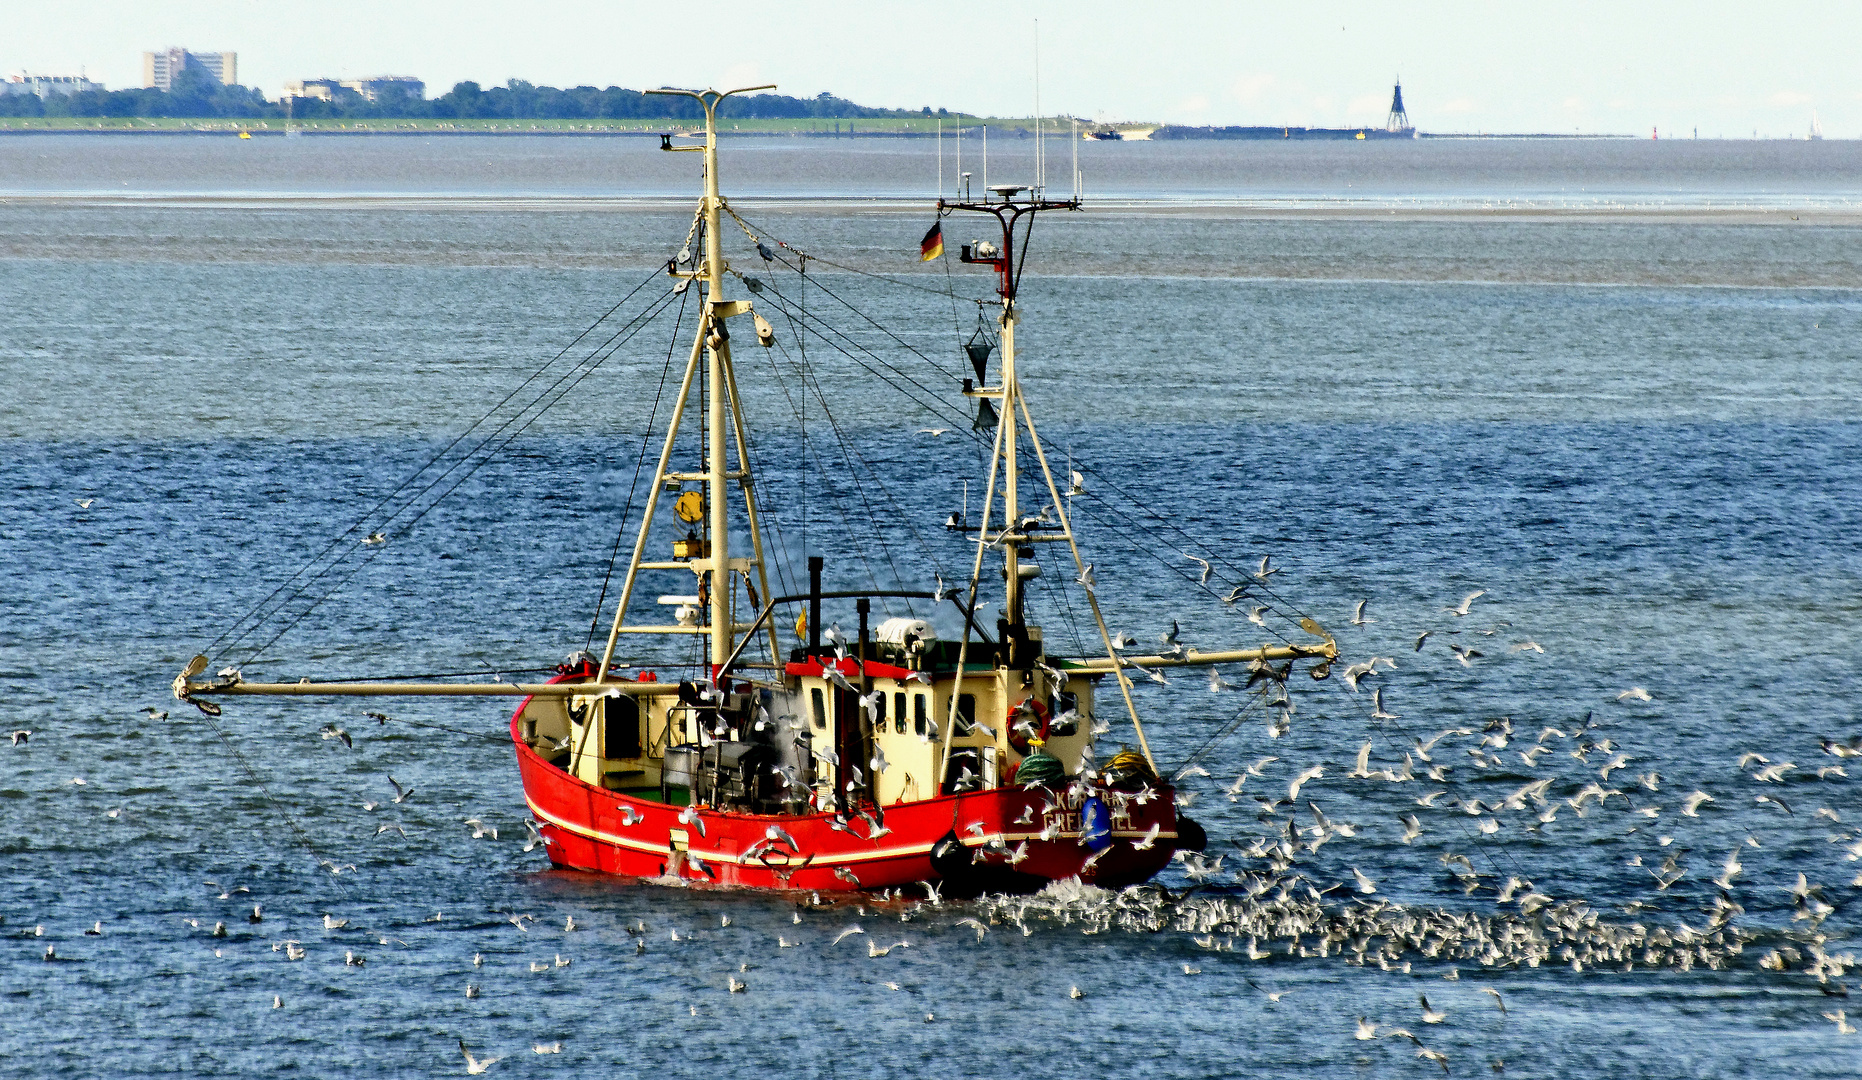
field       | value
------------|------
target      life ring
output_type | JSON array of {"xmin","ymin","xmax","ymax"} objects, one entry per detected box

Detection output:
[{"xmin": 1006, "ymin": 696, "xmax": 1051, "ymax": 754}]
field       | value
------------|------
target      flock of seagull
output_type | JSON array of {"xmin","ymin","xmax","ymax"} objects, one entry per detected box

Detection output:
[{"xmin": 13, "ymin": 580, "xmax": 1859, "ymax": 1069}]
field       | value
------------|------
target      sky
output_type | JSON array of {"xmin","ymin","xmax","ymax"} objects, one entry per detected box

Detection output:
[{"xmin": 7, "ymin": 1, "xmax": 1856, "ymax": 137}]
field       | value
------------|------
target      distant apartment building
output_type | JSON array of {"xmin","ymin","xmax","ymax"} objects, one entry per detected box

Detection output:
[
  {"xmin": 142, "ymin": 48, "xmax": 237, "ymax": 91},
  {"xmin": 284, "ymin": 76, "xmax": 425, "ymax": 102},
  {"xmin": 283, "ymin": 78, "xmax": 344, "ymax": 101},
  {"xmin": 2, "ymin": 72, "xmax": 104, "ymax": 97}
]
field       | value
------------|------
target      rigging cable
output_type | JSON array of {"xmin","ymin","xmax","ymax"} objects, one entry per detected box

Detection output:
[
  {"xmin": 238, "ymin": 286, "xmax": 684, "ymax": 664},
  {"xmin": 204, "ymin": 265, "xmax": 672, "ymax": 660},
  {"xmin": 584, "ymin": 285, "xmax": 692, "ymax": 651}
]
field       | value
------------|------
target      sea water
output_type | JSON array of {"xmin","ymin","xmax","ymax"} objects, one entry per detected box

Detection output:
[{"xmin": 0, "ymin": 136, "xmax": 1858, "ymax": 1078}]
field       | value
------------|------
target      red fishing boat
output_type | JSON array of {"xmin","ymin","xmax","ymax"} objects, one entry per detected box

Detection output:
[{"xmin": 175, "ymin": 84, "xmax": 1335, "ymax": 895}]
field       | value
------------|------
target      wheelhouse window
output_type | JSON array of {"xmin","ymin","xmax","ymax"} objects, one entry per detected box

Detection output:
[
  {"xmin": 956, "ymin": 694, "xmax": 977, "ymax": 737},
  {"xmin": 894, "ymin": 692, "xmax": 907, "ymax": 734},
  {"xmin": 913, "ymin": 693, "xmax": 929, "ymax": 736},
  {"xmin": 604, "ymin": 697, "xmax": 641, "ymax": 758},
  {"xmin": 811, "ymin": 687, "xmax": 827, "ymax": 730}
]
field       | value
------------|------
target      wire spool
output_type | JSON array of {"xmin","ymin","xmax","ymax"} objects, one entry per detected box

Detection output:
[{"xmin": 1104, "ymin": 749, "xmax": 1156, "ymax": 792}]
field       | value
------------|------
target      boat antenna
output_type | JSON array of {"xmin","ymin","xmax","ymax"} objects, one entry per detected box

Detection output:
[{"xmin": 1033, "ymin": 17, "xmax": 1042, "ymax": 196}]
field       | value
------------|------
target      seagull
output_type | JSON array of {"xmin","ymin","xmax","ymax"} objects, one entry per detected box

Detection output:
[
  {"xmin": 362, "ymin": 532, "xmax": 386, "ymax": 545},
  {"xmin": 677, "ymin": 804, "xmax": 707, "ymax": 837},
  {"xmin": 1247, "ymin": 606, "xmax": 1268, "ymax": 628},
  {"xmin": 1069, "ymin": 986, "xmax": 1085, "ymax": 1000},
  {"xmin": 7, "ymin": 730, "xmax": 28, "ymax": 746},
  {"xmin": 1183, "ymin": 553, "xmax": 1212, "ymax": 584},
  {"xmin": 139, "ymin": 706, "xmax": 168, "ymax": 720},
  {"xmin": 1513, "ymin": 641, "xmax": 1544, "ymax": 653},
  {"xmin": 1350, "ymin": 599, "xmax": 1374, "ymax": 626},
  {"xmin": 1287, "ymin": 764, "xmax": 1323, "ymax": 802},
  {"xmin": 833, "ymin": 926, "xmax": 867, "ymax": 946},
  {"xmin": 1419, "ymin": 994, "xmax": 1447, "ymax": 1023},
  {"xmin": 1448, "ymin": 643, "xmax": 1483, "ymax": 667},
  {"xmin": 388, "ymin": 775, "xmax": 414, "ymax": 804},
  {"xmin": 1158, "ymin": 620, "xmax": 1180, "ymax": 646},
  {"xmin": 1445, "ymin": 590, "xmax": 1485, "ymax": 616},
  {"xmin": 272, "ymin": 995, "xmax": 282, "ymax": 1009},
  {"xmin": 1480, "ymin": 988, "xmax": 1507, "ymax": 1015},
  {"xmin": 1352, "ymin": 867, "xmax": 1377, "ymax": 894},
  {"xmin": 1825, "ymin": 1009, "xmax": 1857, "ymax": 1035},
  {"xmin": 464, "ymin": 818, "xmax": 498, "ymax": 840},
  {"xmin": 459, "ymin": 1040, "xmax": 503, "ymax": 1074},
  {"xmin": 1416, "ymin": 1047, "xmax": 1449, "ymax": 1074},
  {"xmin": 74, "ymin": 498, "xmax": 94, "ymax": 509},
  {"xmin": 1068, "ymin": 470, "xmax": 1086, "ymax": 496},
  {"xmin": 915, "ymin": 428, "xmax": 950, "ymax": 436},
  {"xmin": 957, "ymin": 917, "xmax": 988, "ymax": 943},
  {"xmin": 320, "ymin": 724, "xmax": 352, "ymax": 748},
  {"xmin": 1399, "ymin": 814, "xmax": 1423, "ymax": 843},
  {"xmin": 1413, "ymin": 631, "xmax": 1432, "ymax": 652},
  {"xmin": 1370, "ymin": 687, "xmax": 1399, "ymax": 720},
  {"xmin": 533, "ymin": 1043, "xmax": 562, "ymax": 1054},
  {"xmin": 1355, "ymin": 1017, "xmax": 1378, "ymax": 1041},
  {"xmin": 1617, "ymin": 687, "xmax": 1652, "ymax": 702},
  {"xmin": 1254, "ymin": 555, "xmax": 1278, "ymax": 580},
  {"xmin": 1681, "ymin": 790, "xmax": 1714, "ymax": 817}
]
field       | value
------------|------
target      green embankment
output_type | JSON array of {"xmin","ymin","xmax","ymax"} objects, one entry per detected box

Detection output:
[{"xmin": 0, "ymin": 115, "xmax": 1132, "ymax": 136}]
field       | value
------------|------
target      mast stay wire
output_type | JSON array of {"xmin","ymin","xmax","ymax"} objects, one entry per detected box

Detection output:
[
  {"xmin": 216, "ymin": 283, "xmax": 681, "ymax": 663},
  {"xmin": 584, "ymin": 285, "xmax": 692, "ymax": 652},
  {"xmin": 237, "ymin": 287, "xmax": 684, "ymax": 664},
  {"xmin": 745, "ymin": 275, "xmax": 976, "ymax": 433},
  {"xmin": 741, "ymin": 317, "xmax": 894, "ymax": 613},
  {"xmin": 767, "ymin": 330, "xmax": 922, "ymax": 618},
  {"xmin": 721, "ymin": 206, "xmax": 968, "ymax": 383},
  {"xmin": 205, "ymin": 265, "xmax": 673, "ymax": 660}
]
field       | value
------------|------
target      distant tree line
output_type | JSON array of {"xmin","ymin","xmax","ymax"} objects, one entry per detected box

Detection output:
[{"xmin": 0, "ymin": 69, "xmax": 957, "ymax": 121}]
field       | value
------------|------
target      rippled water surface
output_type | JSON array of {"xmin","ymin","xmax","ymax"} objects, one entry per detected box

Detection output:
[{"xmin": 1, "ymin": 138, "xmax": 1859, "ymax": 1078}]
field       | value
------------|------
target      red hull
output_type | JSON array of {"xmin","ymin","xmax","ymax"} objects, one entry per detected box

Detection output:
[{"xmin": 511, "ymin": 698, "xmax": 1179, "ymax": 893}]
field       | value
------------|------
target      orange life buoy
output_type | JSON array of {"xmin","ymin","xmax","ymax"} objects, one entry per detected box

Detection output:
[{"xmin": 1006, "ymin": 695, "xmax": 1051, "ymax": 753}]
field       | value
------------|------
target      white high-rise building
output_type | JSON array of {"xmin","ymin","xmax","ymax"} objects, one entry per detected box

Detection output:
[{"xmin": 142, "ymin": 48, "xmax": 237, "ymax": 91}]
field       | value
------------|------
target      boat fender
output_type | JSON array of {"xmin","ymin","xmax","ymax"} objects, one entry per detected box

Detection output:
[
  {"xmin": 1080, "ymin": 797, "xmax": 1112, "ymax": 851},
  {"xmin": 929, "ymin": 831, "xmax": 974, "ymax": 879},
  {"xmin": 1173, "ymin": 815, "xmax": 1208, "ymax": 853},
  {"xmin": 1006, "ymin": 696, "xmax": 1051, "ymax": 754}
]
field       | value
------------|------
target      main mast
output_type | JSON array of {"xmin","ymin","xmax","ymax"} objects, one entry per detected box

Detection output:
[
  {"xmin": 941, "ymin": 184, "xmax": 1156, "ymax": 765},
  {"xmin": 594, "ymin": 84, "xmax": 779, "ymax": 685}
]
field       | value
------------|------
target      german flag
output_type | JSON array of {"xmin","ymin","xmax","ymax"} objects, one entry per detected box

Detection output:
[{"xmin": 918, "ymin": 221, "xmax": 944, "ymax": 262}]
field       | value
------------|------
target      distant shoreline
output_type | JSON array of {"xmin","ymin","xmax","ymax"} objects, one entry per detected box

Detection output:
[
  {"xmin": 0, "ymin": 116, "xmax": 1673, "ymax": 140},
  {"xmin": 0, "ymin": 127, "xmax": 1672, "ymax": 140}
]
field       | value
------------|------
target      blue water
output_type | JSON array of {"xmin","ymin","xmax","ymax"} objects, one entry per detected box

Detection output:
[{"xmin": 2, "ymin": 137, "xmax": 1860, "ymax": 1077}]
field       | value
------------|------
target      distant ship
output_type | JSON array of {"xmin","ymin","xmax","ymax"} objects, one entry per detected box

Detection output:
[
  {"xmin": 1085, "ymin": 127, "xmax": 1122, "ymax": 141},
  {"xmin": 1810, "ymin": 110, "xmax": 1824, "ymax": 141}
]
